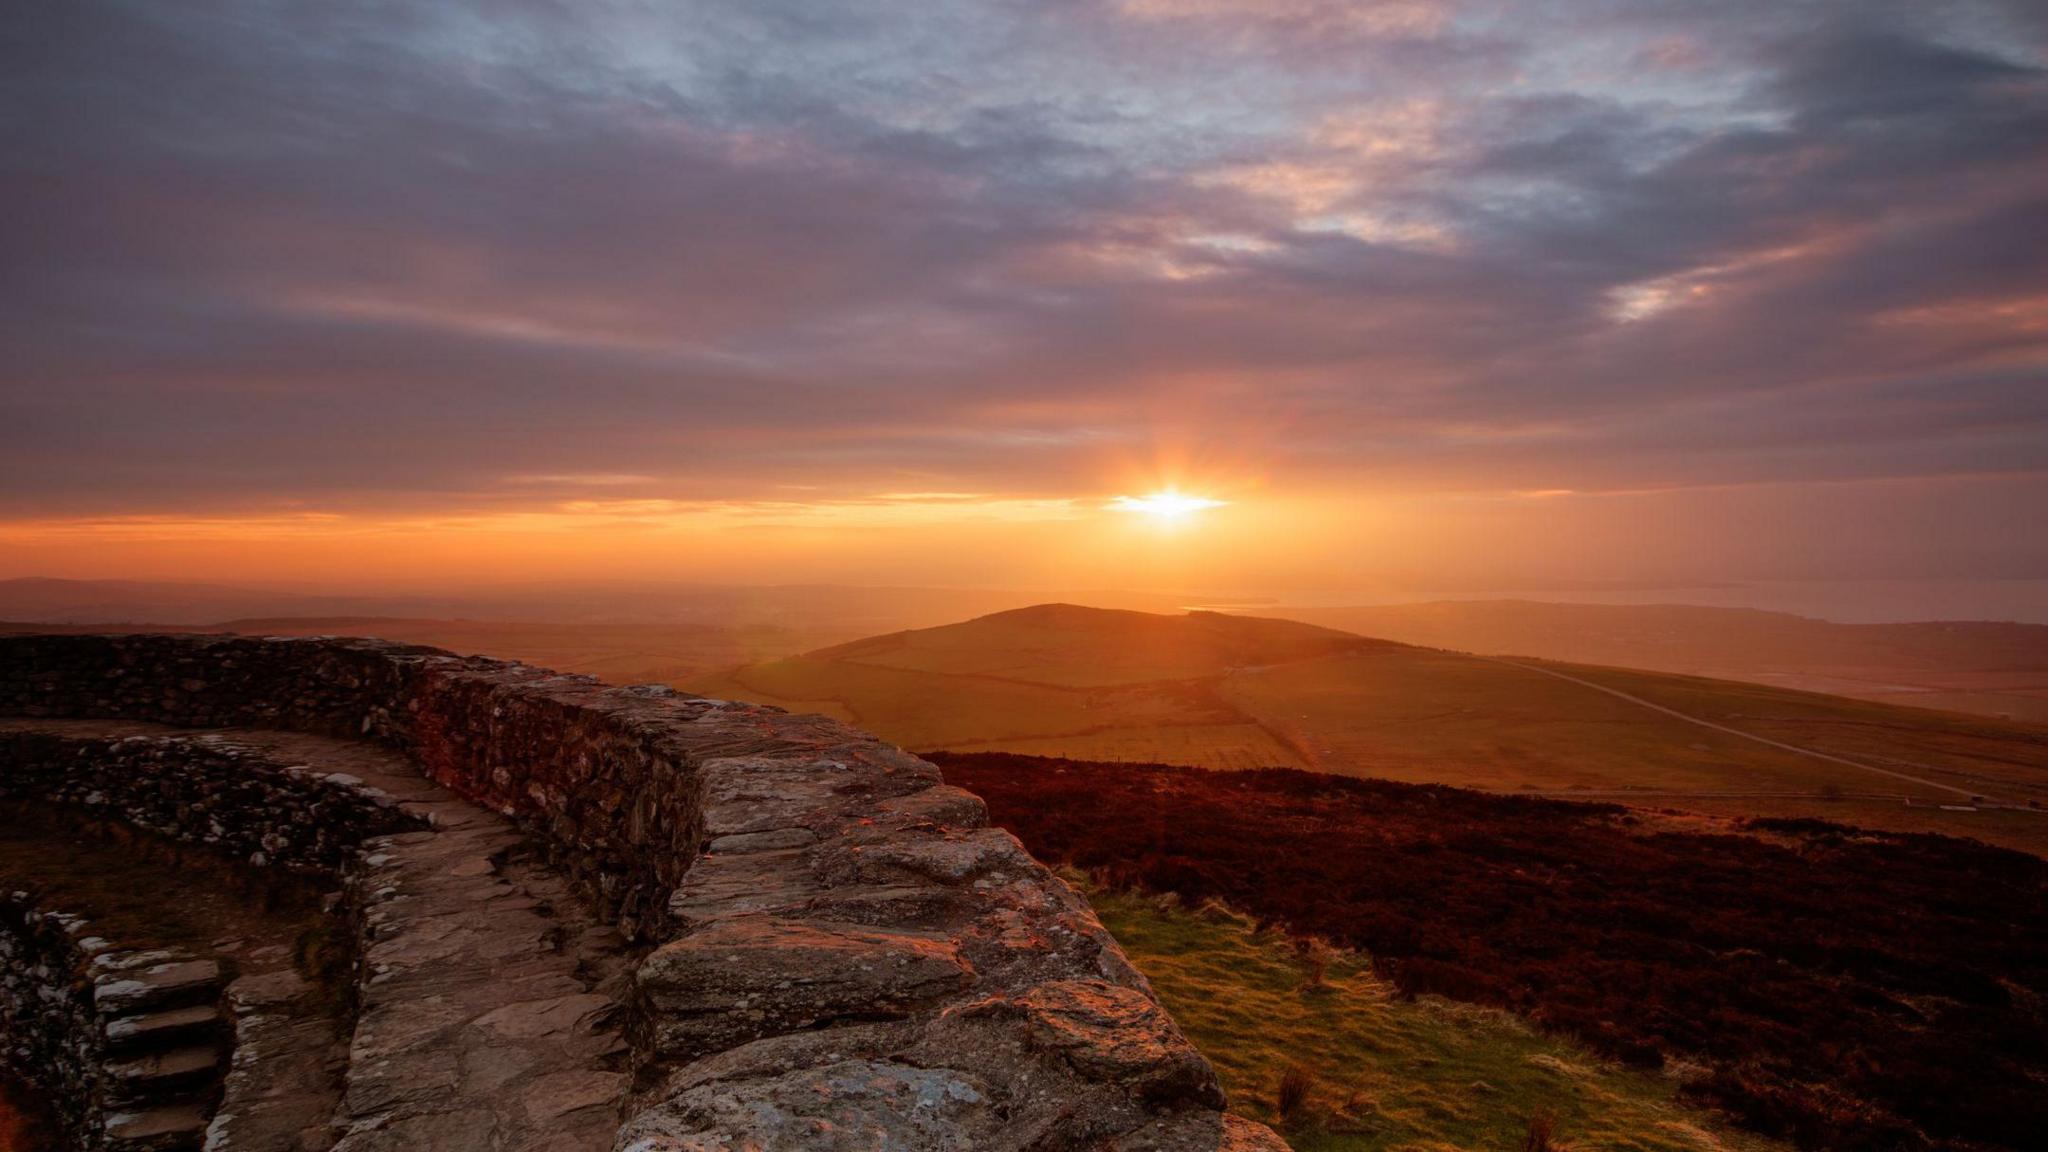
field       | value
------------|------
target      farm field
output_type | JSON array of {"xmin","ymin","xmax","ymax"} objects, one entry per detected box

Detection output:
[
  {"xmin": 694, "ymin": 604, "xmax": 2048, "ymax": 852},
  {"xmin": 705, "ymin": 655, "xmax": 1236, "ymax": 751},
  {"xmin": 1090, "ymin": 885, "xmax": 1785, "ymax": 1152},
  {"xmin": 1545, "ymin": 662, "xmax": 2048, "ymax": 798},
  {"xmin": 1217, "ymin": 648, "xmax": 1846, "ymax": 790},
  {"xmin": 1283, "ymin": 601, "xmax": 2048, "ymax": 723},
  {"xmin": 945, "ymin": 722, "xmax": 1302, "ymax": 771}
]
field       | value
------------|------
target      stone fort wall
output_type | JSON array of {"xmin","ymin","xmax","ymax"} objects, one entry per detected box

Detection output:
[
  {"xmin": 0, "ymin": 633, "xmax": 1284, "ymax": 1150},
  {"xmin": 0, "ymin": 891, "xmax": 228, "ymax": 1148}
]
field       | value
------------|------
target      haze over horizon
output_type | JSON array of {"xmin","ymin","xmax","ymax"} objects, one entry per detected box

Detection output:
[{"xmin": 4, "ymin": 2, "xmax": 2046, "ymax": 616}]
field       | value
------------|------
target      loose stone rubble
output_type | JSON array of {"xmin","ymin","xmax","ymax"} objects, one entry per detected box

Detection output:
[{"xmin": 0, "ymin": 633, "xmax": 1283, "ymax": 1150}]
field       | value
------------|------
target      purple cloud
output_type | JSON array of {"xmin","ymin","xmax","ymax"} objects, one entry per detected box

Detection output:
[{"xmin": 1, "ymin": 0, "xmax": 2044, "ymax": 581}]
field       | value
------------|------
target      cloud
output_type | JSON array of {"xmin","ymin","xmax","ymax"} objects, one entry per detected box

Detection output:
[{"xmin": 1, "ymin": 0, "xmax": 2044, "ymax": 581}]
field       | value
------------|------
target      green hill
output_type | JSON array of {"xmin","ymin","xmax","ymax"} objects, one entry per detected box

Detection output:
[
  {"xmin": 690, "ymin": 604, "xmax": 2048, "ymax": 853},
  {"xmin": 1281, "ymin": 600, "xmax": 2048, "ymax": 722}
]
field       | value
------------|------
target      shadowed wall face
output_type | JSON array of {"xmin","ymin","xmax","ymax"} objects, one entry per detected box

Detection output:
[{"xmin": 1, "ymin": 2, "xmax": 2045, "ymax": 600}]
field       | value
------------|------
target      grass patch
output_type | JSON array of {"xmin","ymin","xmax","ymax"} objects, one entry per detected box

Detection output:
[
  {"xmin": 941, "ymin": 752, "xmax": 2048, "ymax": 1151},
  {"xmin": 1089, "ymin": 885, "xmax": 1785, "ymax": 1152}
]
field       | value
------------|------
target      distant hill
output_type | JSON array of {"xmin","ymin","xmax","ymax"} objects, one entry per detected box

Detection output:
[
  {"xmin": 12, "ymin": 587, "xmax": 2048, "ymax": 850},
  {"xmin": 0, "ymin": 577, "xmax": 1199, "ymax": 632},
  {"xmin": 0, "ymin": 577, "xmax": 364, "ymax": 625},
  {"xmin": 1277, "ymin": 600, "xmax": 2048, "ymax": 722},
  {"xmin": 810, "ymin": 603, "xmax": 1396, "ymax": 686},
  {"xmin": 692, "ymin": 603, "xmax": 2048, "ymax": 854},
  {"xmin": 0, "ymin": 615, "xmax": 823, "ymax": 688}
]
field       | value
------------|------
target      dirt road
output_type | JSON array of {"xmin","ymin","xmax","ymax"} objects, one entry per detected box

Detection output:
[{"xmin": 1481, "ymin": 656, "xmax": 1991, "ymax": 801}]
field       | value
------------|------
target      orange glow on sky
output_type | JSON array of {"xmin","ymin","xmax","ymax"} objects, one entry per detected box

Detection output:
[
  {"xmin": 0, "ymin": 3, "xmax": 2043, "ymax": 616},
  {"xmin": 3, "ymin": 471, "xmax": 2039, "ymax": 609}
]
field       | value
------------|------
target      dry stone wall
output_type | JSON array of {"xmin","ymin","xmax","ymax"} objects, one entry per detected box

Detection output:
[
  {"xmin": 0, "ymin": 633, "xmax": 1284, "ymax": 1151},
  {"xmin": 0, "ymin": 728, "xmax": 424, "ymax": 873},
  {"xmin": 0, "ymin": 894, "xmax": 105, "ymax": 1143},
  {"xmin": 0, "ymin": 892, "xmax": 229, "ymax": 1149}
]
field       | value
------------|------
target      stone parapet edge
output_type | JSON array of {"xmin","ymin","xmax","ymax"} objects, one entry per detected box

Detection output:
[{"xmin": 0, "ymin": 633, "xmax": 1284, "ymax": 1150}]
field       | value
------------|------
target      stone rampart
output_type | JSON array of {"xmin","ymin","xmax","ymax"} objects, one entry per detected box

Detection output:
[
  {"xmin": 0, "ymin": 633, "xmax": 1283, "ymax": 1150},
  {"xmin": 0, "ymin": 727, "xmax": 424, "ymax": 873},
  {"xmin": 0, "ymin": 894, "xmax": 105, "ymax": 1144},
  {"xmin": 0, "ymin": 892, "xmax": 229, "ymax": 1149}
]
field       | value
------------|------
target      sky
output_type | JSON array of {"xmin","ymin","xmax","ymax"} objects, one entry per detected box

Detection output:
[{"xmin": 2, "ymin": 1, "xmax": 2045, "ymax": 605}]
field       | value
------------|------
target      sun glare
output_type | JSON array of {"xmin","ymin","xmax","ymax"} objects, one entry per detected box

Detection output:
[{"xmin": 1110, "ymin": 491, "xmax": 1227, "ymax": 522}]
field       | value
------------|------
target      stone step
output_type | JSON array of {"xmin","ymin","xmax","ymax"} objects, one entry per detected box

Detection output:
[
  {"xmin": 103, "ymin": 1103, "xmax": 210, "ymax": 1152},
  {"xmin": 104, "ymin": 1044, "xmax": 226, "ymax": 1107},
  {"xmin": 105, "ymin": 1003, "xmax": 228, "ymax": 1053},
  {"xmin": 94, "ymin": 959, "xmax": 225, "ymax": 1017}
]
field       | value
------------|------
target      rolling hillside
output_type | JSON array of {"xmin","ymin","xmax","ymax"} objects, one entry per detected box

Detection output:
[
  {"xmin": 1280, "ymin": 601, "xmax": 2048, "ymax": 722},
  {"xmin": 808, "ymin": 602, "xmax": 1393, "ymax": 686},
  {"xmin": 691, "ymin": 604, "xmax": 2048, "ymax": 853},
  {"xmin": 1086, "ymin": 884, "xmax": 1786, "ymax": 1152}
]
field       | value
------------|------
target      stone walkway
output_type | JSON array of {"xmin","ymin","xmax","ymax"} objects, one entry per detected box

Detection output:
[
  {"xmin": 208, "ymin": 962, "xmax": 347, "ymax": 1152},
  {"xmin": 0, "ymin": 719, "xmax": 632, "ymax": 1152},
  {"xmin": 2, "ymin": 632, "xmax": 1287, "ymax": 1150}
]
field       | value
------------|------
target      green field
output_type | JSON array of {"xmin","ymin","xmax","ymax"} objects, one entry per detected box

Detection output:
[
  {"xmin": 691, "ymin": 604, "xmax": 2048, "ymax": 853},
  {"xmin": 810, "ymin": 603, "xmax": 1390, "ymax": 687},
  {"xmin": 1090, "ymin": 885, "xmax": 1785, "ymax": 1152},
  {"xmin": 1284, "ymin": 602, "xmax": 2048, "ymax": 724}
]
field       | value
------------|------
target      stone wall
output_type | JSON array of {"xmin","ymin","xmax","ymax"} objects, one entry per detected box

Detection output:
[
  {"xmin": 3, "ymin": 634, "xmax": 715, "ymax": 941},
  {"xmin": 0, "ymin": 728, "xmax": 424, "ymax": 873},
  {"xmin": 0, "ymin": 894, "xmax": 101, "ymax": 1143},
  {"xmin": 0, "ymin": 633, "xmax": 1284, "ymax": 1150},
  {"xmin": 0, "ymin": 634, "xmax": 419, "ymax": 739},
  {"xmin": 0, "ymin": 892, "xmax": 228, "ymax": 1149}
]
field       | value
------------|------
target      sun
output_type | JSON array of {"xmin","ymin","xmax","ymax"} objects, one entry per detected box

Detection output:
[{"xmin": 1109, "ymin": 491, "xmax": 1227, "ymax": 523}]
